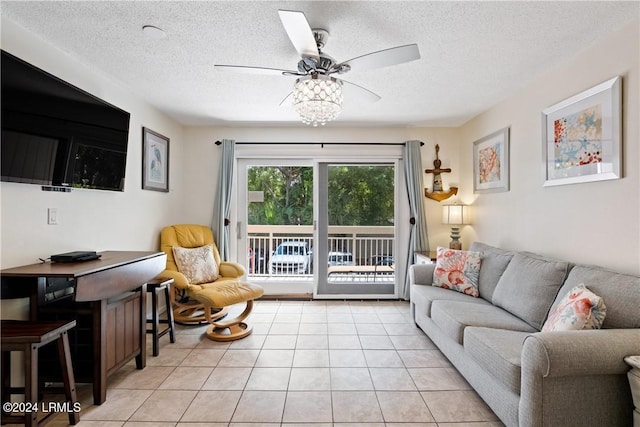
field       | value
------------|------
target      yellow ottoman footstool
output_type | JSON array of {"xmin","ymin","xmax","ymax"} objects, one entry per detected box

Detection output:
[{"xmin": 193, "ymin": 281, "xmax": 264, "ymax": 341}]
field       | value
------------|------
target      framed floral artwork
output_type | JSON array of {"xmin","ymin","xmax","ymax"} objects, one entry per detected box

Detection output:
[
  {"xmin": 473, "ymin": 127, "xmax": 510, "ymax": 193},
  {"xmin": 542, "ymin": 76, "xmax": 621, "ymax": 187},
  {"xmin": 142, "ymin": 127, "xmax": 170, "ymax": 192}
]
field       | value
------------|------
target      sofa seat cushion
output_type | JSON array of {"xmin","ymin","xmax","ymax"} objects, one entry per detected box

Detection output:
[
  {"xmin": 464, "ymin": 327, "xmax": 531, "ymax": 394},
  {"xmin": 411, "ymin": 284, "xmax": 492, "ymax": 318},
  {"xmin": 430, "ymin": 300, "xmax": 536, "ymax": 344},
  {"xmin": 492, "ymin": 252, "xmax": 571, "ymax": 330}
]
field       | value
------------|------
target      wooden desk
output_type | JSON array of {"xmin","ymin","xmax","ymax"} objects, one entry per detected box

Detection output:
[{"xmin": 0, "ymin": 251, "xmax": 166, "ymax": 405}]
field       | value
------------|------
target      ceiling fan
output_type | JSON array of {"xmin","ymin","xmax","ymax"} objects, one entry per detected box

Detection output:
[{"xmin": 214, "ymin": 10, "xmax": 421, "ymax": 125}]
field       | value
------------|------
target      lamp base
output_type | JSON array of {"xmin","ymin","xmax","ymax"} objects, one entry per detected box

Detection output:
[{"xmin": 449, "ymin": 226, "xmax": 462, "ymax": 250}]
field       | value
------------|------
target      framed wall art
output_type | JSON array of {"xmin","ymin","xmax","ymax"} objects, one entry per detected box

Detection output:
[
  {"xmin": 542, "ymin": 76, "xmax": 621, "ymax": 187},
  {"xmin": 142, "ymin": 127, "xmax": 170, "ymax": 192},
  {"xmin": 473, "ymin": 127, "xmax": 510, "ymax": 193}
]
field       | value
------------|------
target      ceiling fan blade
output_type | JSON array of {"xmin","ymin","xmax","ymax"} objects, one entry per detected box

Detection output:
[
  {"xmin": 214, "ymin": 64, "xmax": 298, "ymax": 76},
  {"xmin": 337, "ymin": 44, "xmax": 420, "ymax": 73},
  {"xmin": 340, "ymin": 79, "xmax": 382, "ymax": 104},
  {"xmin": 279, "ymin": 92, "xmax": 293, "ymax": 107},
  {"xmin": 278, "ymin": 10, "xmax": 319, "ymax": 60}
]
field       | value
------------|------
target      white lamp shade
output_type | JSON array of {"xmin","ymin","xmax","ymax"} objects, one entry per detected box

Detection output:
[
  {"xmin": 442, "ymin": 204, "xmax": 471, "ymax": 225},
  {"xmin": 292, "ymin": 75, "xmax": 343, "ymax": 126}
]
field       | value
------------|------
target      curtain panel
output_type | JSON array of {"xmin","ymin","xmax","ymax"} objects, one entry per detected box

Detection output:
[
  {"xmin": 212, "ymin": 139, "xmax": 235, "ymax": 261},
  {"xmin": 402, "ymin": 140, "xmax": 430, "ymax": 299}
]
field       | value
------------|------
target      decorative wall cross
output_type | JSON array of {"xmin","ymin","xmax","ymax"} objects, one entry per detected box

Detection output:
[{"xmin": 424, "ymin": 144, "xmax": 458, "ymax": 201}]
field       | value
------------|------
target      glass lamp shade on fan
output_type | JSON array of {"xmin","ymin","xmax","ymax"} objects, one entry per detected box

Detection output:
[{"xmin": 293, "ymin": 75, "xmax": 343, "ymax": 126}]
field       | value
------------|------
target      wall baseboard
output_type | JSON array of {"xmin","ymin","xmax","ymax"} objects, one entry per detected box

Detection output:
[{"xmin": 258, "ymin": 293, "xmax": 314, "ymax": 301}]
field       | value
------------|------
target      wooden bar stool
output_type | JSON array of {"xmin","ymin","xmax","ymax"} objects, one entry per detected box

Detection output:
[
  {"xmin": 146, "ymin": 278, "xmax": 176, "ymax": 356},
  {"xmin": 1, "ymin": 319, "xmax": 80, "ymax": 426}
]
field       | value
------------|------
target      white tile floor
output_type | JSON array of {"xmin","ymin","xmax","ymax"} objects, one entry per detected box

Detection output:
[{"xmin": 39, "ymin": 300, "xmax": 505, "ymax": 426}]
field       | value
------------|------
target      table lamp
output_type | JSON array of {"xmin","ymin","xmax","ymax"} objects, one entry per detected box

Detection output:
[{"xmin": 442, "ymin": 203, "xmax": 472, "ymax": 250}]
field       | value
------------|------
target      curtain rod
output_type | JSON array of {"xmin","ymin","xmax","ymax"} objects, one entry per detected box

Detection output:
[{"xmin": 215, "ymin": 140, "xmax": 423, "ymax": 147}]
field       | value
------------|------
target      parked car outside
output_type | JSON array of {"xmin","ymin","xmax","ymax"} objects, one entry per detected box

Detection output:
[
  {"xmin": 328, "ymin": 251, "xmax": 354, "ymax": 267},
  {"xmin": 371, "ymin": 255, "xmax": 394, "ymax": 266},
  {"xmin": 269, "ymin": 241, "xmax": 313, "ymax": 274}
]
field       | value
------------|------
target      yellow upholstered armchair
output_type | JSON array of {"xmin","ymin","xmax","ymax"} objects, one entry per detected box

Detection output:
[{"xmin": 157, "ymin": 224, "xmax": 245, "ymax": 324}]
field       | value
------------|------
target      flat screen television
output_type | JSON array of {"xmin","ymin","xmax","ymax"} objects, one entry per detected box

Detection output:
[{"xmin": 1, "ymin": 50, "xmax": 131, "ymax": 191}]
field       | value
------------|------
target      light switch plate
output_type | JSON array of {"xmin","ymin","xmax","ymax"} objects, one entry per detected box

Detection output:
[{"xmin": 48, "ymin": 208, "xmax": 58, "ymax": 225}]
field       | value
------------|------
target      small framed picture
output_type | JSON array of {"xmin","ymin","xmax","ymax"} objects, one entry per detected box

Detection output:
[
  {"xmin": 473, "ymin": 127, "xmax": 510, "ymax": 193},
  {"xmin": 142, "ymin": 127, "xmax": 169, "ymax": 192},
  {"xmin": 542, "ymin": 76, "xmax": 621, "ymax": 187}
]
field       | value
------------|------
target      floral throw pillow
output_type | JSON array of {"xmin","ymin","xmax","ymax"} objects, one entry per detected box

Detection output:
[
  {"xmin": 432, "ymin": 246, "xmax": 482, "ymax": 297},
  {"xmin": 542, "ymin": 284, "xmax": 606, "ymax": 332},
  {"xmin": 172, "ymin": 244, "xmax": 219, "ymax": 285}
]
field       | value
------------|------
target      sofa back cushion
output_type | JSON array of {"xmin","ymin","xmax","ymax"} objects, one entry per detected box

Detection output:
[
  {"xmin": 553, "ymin": 265, "xmax": 640, "ymax": 328},
  {"xmin": 492, "ymin": 252, "xmax": 571, "ymax": 330},
  {"xmin": 469, "ymin": 242, "xmax": 514, "ymax": 302}
]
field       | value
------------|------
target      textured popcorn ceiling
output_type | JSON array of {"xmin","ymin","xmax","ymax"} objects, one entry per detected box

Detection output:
[{"xmin": 2, "ymin": 1, "xmax": 637, "ymax": 127}]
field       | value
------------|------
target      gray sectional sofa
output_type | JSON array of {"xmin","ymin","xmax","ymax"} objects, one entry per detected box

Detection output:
[{"xmin": 409, "ymin": 242, "xmax": 640, "ymax": 427}]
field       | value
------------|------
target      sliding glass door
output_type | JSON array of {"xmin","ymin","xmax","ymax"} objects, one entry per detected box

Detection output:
[
  {"xmin": 236, "ymin": 145, "xmax": 408, "ymax": 299},
  {"xmin": 237, "ymin": 159, "xmax": 315, "ymax": 297},
  {"xmin": 315, "ymin": 163, "xmax": 397, "ymax": 297}
]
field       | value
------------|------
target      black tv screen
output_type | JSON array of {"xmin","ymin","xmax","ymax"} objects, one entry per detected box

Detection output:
[{"xmin": 1, "ymin": 50, "xmax": 131, "ymax": 191}]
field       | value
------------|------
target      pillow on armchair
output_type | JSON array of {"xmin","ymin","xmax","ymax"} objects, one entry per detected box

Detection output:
[{"xmin": 172, "ymin": 244, "xmax": 220, "ymax": 285}]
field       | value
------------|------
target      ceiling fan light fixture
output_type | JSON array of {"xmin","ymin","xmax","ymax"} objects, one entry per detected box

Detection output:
[{"xmin": 292, "ymin": 74, "xmax": 343, "ymax": 126}]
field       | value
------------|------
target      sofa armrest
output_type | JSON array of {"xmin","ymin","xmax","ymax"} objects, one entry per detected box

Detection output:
[
  {"xmin": 522, "ymin": 329, "xmax": 640, "ymax": 378},
  {"xmin": 409, "ymin": 263, "xmax": 436, "ymax": 286},
  {"xmin": 519, "ymin": 329, "xmax": 640, "ymax": 426}
]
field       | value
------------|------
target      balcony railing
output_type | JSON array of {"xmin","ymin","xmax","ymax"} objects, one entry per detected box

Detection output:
[{"xmin": 247, "ymin": 225, "xmax": 394, "ymax": 278}]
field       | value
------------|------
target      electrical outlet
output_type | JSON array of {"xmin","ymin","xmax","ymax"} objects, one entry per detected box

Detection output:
[{"xmin": 48, "ymin": 208, "xmax": 58, "ymax": 225}]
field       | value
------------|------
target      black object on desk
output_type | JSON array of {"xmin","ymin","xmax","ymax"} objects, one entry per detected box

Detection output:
[{"xmin": 51, "ymin": 251, "xmax": 101, "ymax": 263}]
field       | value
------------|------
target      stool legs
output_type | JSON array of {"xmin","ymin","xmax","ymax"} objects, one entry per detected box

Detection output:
[
  {"xmin": 150, "ymin": 286, "xmax": 160, "ymax": 356},
  {"xmin": 58, "ymin": 331, "xmax": 80, "ymax": 425},
  {"xmin": 1, "ymin": 351, "xmax": 10, "ymax": 419},
  {"xmin": 203, "ymin": 300, "xmax": 255, "ymax": 342},
  {"xmin": 163, "ymin": 284, "xmax": 176, "ymax": 344},
  {"xmin": 25, "ymin": 344, "xmax": 38, "ymax": 427},
  {"xmin": 147, "ymin": 281, "xmax": 176, "ymax": 356}
]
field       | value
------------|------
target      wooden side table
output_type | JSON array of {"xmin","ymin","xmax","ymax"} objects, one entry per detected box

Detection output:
[{"xmin": 625, "ymin": 356, "xmax": 640, "ymax": 426}]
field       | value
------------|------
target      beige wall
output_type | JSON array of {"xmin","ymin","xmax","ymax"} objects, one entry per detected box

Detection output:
[
  {"xmin": 458, "ymin": 19, "xmax": 639, "ymax": 274},
  {"xmin": 0, "ymin": 18, "xmax": 186, "ymax": 272}
]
